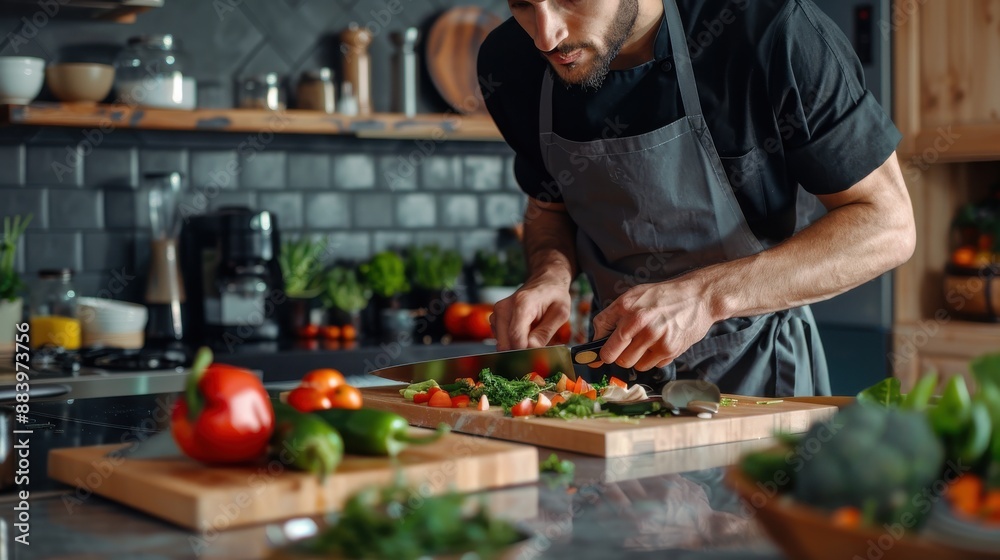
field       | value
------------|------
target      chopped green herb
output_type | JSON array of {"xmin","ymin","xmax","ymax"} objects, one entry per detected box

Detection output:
[
  {"xmin": 590, "ymin": 375, "xmax": 610, "ymax": 391},
  {"xmin": 540, "ymin": 453, "xmax": 575, "ymax": 476},
  {"xmin": 471, "ymin": 368, "xmax": 552, "ymax": 413},
  {"xmin": 720, "ymin": 398, "xmax": 739, "ymax": 407},
  {"xmin": 756, "ymin": 400, "xmax": 784, "ymax": 405}
]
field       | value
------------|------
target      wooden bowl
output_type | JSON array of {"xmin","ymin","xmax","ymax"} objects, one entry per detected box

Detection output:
[
  {"xmin": 726, "ymin": 467, "xmax": 1000, "ymax": 560},
  {"xmin": 45, "ymin": 63, "xmax": 115, "ymax": 103}
]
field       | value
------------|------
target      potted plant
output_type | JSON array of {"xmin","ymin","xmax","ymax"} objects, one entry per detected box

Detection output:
[
  {"xmin": 321, "ymin": 266, "xmax": 371, "ymax": 339},
  {"xmin": 278, "ymin": 235, "xmax": 329, "ymax": 337},
  {"xmin": 0, "ymin": 214, "xmax": 31, "ymax": 354},
  {"xmin": 405, "ymin": 245, "xmax": 465, "ymax": 341},
  {"xmin": 359, "ymin": 250, "xmax": 410, "ymax": 340},
  {"xmin": 474, "ymin": 244, "xmax": 527, "ymax": 304}
]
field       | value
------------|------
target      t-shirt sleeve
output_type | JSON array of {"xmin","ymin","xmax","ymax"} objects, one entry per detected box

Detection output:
[
  {"xmin": 478, "ymin": 25, "xmax": 563, "ymax": 202},
  {"xmin": 766, "ymin": 0, "xmax": 902, "ymax": 195}
]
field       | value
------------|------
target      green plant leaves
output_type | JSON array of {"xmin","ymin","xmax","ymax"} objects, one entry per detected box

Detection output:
[{"xmin": 0, "ymin": 214, "xmax": 32, "ymax": 302}]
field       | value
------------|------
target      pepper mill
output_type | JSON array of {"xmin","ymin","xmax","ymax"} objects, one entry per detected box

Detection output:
[
  {"xmin": 340, "ymin": 23, "xmax": 373, "ymax": 116},
  {"xmin": 390, "ymin": 27, "xmax": 420, "ymax": 117}
]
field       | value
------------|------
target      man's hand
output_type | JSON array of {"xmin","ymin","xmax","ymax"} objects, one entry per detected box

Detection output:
[
  {"xmin": 491, "ymin": 277, "xmax": 572, "ymax": 350},
  {"xmin": 590, "ymin": 275, "xmax": 716, "ymax": 371}
]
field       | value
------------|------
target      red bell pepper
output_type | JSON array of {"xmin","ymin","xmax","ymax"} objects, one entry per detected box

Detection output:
[{"xmin": 171, "ymin": 347, "xmax": 275, "ymax": 464}]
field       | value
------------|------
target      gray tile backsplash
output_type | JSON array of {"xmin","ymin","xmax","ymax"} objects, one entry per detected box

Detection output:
[
  {"xmin": 48, "ymin": 189, "xmax": 103, "ymax": 230},
  {"xmin": 1, "ymin": 134, "xmax": 522, "ymax": 300},
  {"xmin": 84, "ymin": 148, "xmax": 138, "ymax": 188},
  {"xmin": 0, "ymin": 145, "xmax": 25, "ymax": 186},
  {"xmin": 332, "ymin": 154, "xmax": 376, "ymax": 190}
]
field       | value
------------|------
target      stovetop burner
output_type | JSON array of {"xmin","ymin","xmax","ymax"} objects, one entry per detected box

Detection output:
[{"xmin": 30, "ymin": 346, "xmax": 190, "ymax": 374}]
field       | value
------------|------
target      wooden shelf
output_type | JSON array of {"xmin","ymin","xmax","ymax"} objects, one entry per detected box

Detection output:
[
  {"xmin": 0, "ymin": 103, "xmax": 503, "ymax": 141},
  {"xmin": 0, "ymin": 0, "xmax": 160, "ymax": 23},
  {"xmin": 893, "ymin": 320, "xmax": 1000, "ymax": 390}
]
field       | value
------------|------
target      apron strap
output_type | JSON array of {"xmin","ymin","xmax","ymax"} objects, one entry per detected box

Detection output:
[
  {"xmin": 539, "ymin": 69, "xmax": 555, "ymax": 135},
  {"xmin": 662, "ymin": 0, "xmax": 705, "ymax": 118}
]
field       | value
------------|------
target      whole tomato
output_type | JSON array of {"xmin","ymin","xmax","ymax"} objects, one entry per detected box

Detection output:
[
  {"xmin": 463, "ymin": 304, "xmax": 494, "ymax": 340},
  {"xmin": 301, "ymin": 368, "xmax": 345, "ymax": 393},
  {"xmin": 328, "ymin": 385, "xmax": 364, "ymax": 410},
  {"xmin": 444, "ymin": 302, "xmax": 474, "ymax": 337},
  {"xmin": 286, "ymin": 386, "xmax": 333, "ymax": 412}
]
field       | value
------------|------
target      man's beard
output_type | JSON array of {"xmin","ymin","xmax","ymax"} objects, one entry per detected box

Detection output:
[{"xmin": 547, "ymin": 0, "xmax": 639, "ymax": 90}]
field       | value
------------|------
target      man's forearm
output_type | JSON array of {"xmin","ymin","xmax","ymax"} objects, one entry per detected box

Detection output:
[
  {"xmin": 523, "ymin": 198, "xmax": 579, "ymax": 289},
  {"xmin": 700, "ymin": 153, "xmax": 916, "ymax": 322}
]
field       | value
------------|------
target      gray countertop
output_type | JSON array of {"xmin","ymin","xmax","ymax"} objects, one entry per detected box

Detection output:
[{"xmin": 0, "ymin": 438, "xmax": 787, "ymax": 560}]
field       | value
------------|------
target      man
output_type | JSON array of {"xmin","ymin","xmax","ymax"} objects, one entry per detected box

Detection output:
[{"xmin": 479, "ymin": 0, "xmax": 915, "ymax": 397}]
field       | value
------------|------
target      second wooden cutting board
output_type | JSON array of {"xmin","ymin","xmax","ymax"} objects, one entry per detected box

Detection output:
[{"xmin": 360, "ymin": 386, "xmax": 838, "ymax": 457}]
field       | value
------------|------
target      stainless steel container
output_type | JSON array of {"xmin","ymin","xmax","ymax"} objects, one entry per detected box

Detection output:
[{"xmin": 391, "ymin": 28, "xmax": 420, "ymax": 117}]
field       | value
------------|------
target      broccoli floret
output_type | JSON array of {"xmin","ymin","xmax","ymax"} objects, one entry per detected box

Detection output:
[{"xmin": 793, "ymin": 404, "xmax": 945, "ymax": 527}]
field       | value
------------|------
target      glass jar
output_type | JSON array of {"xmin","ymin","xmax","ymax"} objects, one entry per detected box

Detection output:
[
  {"xmin": 28, "ymin": 269, "xmax": 80, "ymax": 350},
  {"xmin": 114, "ymin": 34, "xmax": 195, "ymax": 109},
  {"xmin": 238, "ymin": 73, "xmax": 286, "ymax": 111},
  {"xmin": 296, "ymin": 68, "xmax": 336, "ymax": 113}
]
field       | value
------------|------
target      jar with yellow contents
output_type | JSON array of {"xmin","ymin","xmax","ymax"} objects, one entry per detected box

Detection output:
[{"xmin": 28, "ymin": 269, "xmax": 81, "ymax": 350}]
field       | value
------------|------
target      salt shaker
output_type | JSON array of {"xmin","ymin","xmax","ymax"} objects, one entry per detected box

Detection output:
[{"xmin": 390, "ymin": 28, "xmax": 420, "ymax": 117}]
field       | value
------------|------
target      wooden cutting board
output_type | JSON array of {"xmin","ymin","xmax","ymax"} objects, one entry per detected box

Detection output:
[
  {"xmin": 360, "ymin": 387, "xmax": 839, "ymax": 457},
  {"xmin": 48, "ymin": 428, "xmax": 538, "ymax": 532}
]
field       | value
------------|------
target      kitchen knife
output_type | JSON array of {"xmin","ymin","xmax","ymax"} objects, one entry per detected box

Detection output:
[
  {"xmin": 369, "ymin": 337, "xmax": 610, "ymax": 385},
  {"xmin": 105, "ymin": 430, "xmax": 183, "ymax": 459}
]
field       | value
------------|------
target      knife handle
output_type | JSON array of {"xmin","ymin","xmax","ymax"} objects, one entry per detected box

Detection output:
[{"xmin": 571, "ymin": 337, "xmax": 609, "ymax": 365}]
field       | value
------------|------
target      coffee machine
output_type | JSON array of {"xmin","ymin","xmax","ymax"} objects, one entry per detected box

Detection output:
[{"xmin": 180, "ymin": 207, "xmax": 286, "ymax": 344}]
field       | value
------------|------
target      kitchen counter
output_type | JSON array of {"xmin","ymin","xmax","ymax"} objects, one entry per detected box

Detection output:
[{"xmin": 0, "ymin": 437, "xmax": 785, "ymax": 560}]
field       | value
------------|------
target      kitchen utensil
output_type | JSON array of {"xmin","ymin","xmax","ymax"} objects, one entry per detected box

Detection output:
[
  {"xmin": 105, "ymin": 429, "xmax": 180, "ymax": 459},
  {"xmin": 661, "ymin": 379, "xmax": 723, "ymax": 416},
  {"xmin": 340, "ymin": 24, "xmax": 372, "ymax": 115},
  {"xmin": 238, "ymin": 73, "xmax": 285, "ymax": 111},
  {"xmin": 359, "ymin": 386, "xmax": 839, "ymax": 457},
  {"xmin": 368, "ymin": 337, "xmax": 610, "ymax": 384},
  {"xmin": 78, "ymin": 296, "xmax": 148, "ymax": 349},
  {"xmin": 45, "ymin": 62, "xmax": 114, "ymax": 103},
  {"xmin": 390, "ymin": 27, "xmax": 419, "ymax": 117},
  {"xmin": 425, "ymin": 7, "xmax": 502, "ymax": 115},
  {"xmin": 50, "ymin": 430, "xmax": 538, "ymax": 531},
  {"xmin": 114, "ymin": 35, "xmax": 191, "ymax": 109},
  {"xmin": 0, "ymin": 56, "xmax": 45, "ymax": 104}
]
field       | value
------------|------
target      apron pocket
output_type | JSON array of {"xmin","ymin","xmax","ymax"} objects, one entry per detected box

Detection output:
[
  {"xmin": 720, "ymin": 147, "xmax": 765, "ymax": 216},
  {"xmin": 676, "ymin": 314, "xmax": 771, "ymax": 376}
]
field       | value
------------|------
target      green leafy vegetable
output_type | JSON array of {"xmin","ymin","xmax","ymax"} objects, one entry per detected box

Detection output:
[
  {"xmin": 298, "ymin": 484, "xmax": 522, "ymax": 559},
  {"xmin": 856, "ymin": 377, "xmax": 903, "ymax": 407},
  {"xmin": 971, "ymin": 352, "xmax": 1000, "ymax": 392},
  {"xmin": 540, "ymin": 453, "xmax": 575, "ymax": 476},
  {"xmin": 0, "ymin": 214, "xmax": 32, "ymax": 302}
]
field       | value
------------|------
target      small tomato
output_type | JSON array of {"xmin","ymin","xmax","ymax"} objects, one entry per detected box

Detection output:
[
  {"xmin": 301, "ymin": 368, "xmax": 345, "ymax": 393},
  {"xmin": 297, "ymin": 325, "xmax": 320, "ymax": 339},
  {"xmin": 329, "ymin": 385, "xmax": 364, "ymax": 410},
  {"xmin": 287, "ymin": 386, "xmax": 332, "ymax": 412},
  {"xmin": 320, "ymin": 325, "xmax": 341, "ymax": 340}
]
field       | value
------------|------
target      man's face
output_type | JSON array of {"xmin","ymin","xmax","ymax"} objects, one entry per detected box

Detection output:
[{"xmin": 509, "ymin": 0, "xmax": 639, "ymax": 90}]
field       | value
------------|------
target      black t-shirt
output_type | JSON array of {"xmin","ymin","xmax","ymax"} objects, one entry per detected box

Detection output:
[{"xmin": 478, "ymin": 0, "xmax": 902, "ymax": 245}]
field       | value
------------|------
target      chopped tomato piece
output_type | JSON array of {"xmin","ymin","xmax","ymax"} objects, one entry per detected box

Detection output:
[
  {"xmin": 565, "ymin": 378, "xmax": 576, "ymax": 393},
  {"xmin": 476, "ymin": 395, "xmax": 490, "ymax": 411},
  {"xmin": 609, "ymin": 376, "xmax": 627, "ymax": 389},
  {"xmin": 451, "ymin": 395, "xmax": 471, "ymax": 408},
  {"xmin": 427, "ymin": 386, "xmax": 443, "ymax": 397},
  {"xmin": 533, "ymin": 393, "xmax": 552, "ymax": 416},
  {"xmin": 555, "ymin": 374, "xmax": 568, "ymax": 393},
  {"xmin": 428, "ymin": 390, "xmax": 453, "ymax": 408},
  {"xmin": 511, "ymin": 398, "xmax": 535, "ymax": 417},
  {"xmin": 584, "ymin": 389, "xmax": 598, "ymax": 400},
  {"xmin": 550, "ymin": 394, "xmax": 566, "ymax": 406},
  {"xmin": 528, "ymin": 372, "xmax": 546, "ymax": 386},
  {"xmin": 413, "ymin": 392, "xmax": 431, "ymax": 404}
]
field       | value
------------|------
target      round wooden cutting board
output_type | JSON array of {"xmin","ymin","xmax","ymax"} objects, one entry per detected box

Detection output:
[{"xmin": 425, "ymin": 6, "xmax": 503, "ymax": 115}]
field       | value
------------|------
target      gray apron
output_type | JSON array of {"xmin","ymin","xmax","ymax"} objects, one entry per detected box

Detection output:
[{"xmin": 538, "ymin": 0, "xmax": 831, "ymax": 397}]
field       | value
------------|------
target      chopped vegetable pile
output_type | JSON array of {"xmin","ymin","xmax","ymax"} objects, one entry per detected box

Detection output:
[{"xmin": 540, "ymin": 453, "xmax": 575, "ymax": 476}]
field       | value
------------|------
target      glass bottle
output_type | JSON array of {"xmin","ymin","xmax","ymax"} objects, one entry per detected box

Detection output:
[
  {"xmin": 28, "ymin": 269, "xmax": 80, "ymax": 350},
  {"xmin": 296, "ymin": 68, "xmax": 336, "ymax": 113},
  {"xmin": 114, "ymin": 34, "xmax": 193, "ymax": 109}
]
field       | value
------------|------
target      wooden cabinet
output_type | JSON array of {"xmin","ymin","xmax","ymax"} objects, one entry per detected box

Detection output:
[{"xmin": 893, "ymin": 0, "xmax": 1000, "ymax": 390}]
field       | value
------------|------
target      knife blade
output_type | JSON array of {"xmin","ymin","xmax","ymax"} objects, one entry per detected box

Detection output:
[
  {"xmin": 105, "ymin": 430, "xmax": 183, "ymax": 459},
  {"xmin": 369, "ymin": 337, "xmax": 609, "ymax": 384}
]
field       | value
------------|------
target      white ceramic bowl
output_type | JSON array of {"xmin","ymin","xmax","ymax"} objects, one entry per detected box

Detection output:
[
  {"xmin": 0, "ymin": 57, "xmax": 45, "ymax": 104},
  {"xmin": 77, "ymin": 297, "xmax": 148, "ymax": 334}
]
